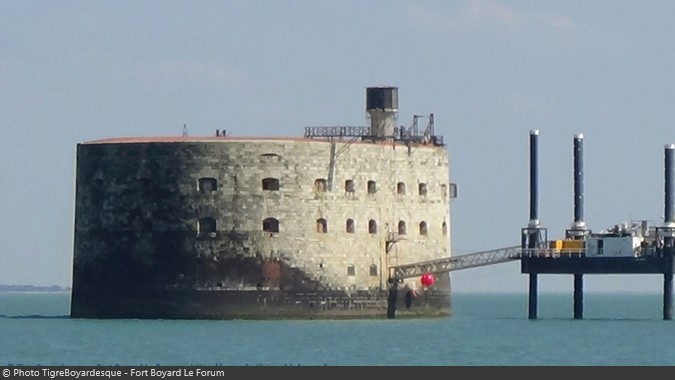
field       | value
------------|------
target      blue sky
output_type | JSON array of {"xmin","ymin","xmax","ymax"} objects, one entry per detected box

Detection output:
[{"xmin": 1, "ymin": 1, "xmax": 674, "ymax": 294}]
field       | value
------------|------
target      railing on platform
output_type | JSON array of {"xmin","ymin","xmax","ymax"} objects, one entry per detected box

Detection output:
[
  {"xmin": 520, "ymin": 248, "xmax": 585, "ymax": 258},
  {"xmin": 304, "ymin": 126, "xmax": 371, "ymax": 138},
  {"xmin": 303, "ymin": 125, "xmax": 445, "ymax": 146}
]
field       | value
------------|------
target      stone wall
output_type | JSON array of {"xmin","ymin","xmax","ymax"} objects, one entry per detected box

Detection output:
[{"xmin": 72, "ymin": 137, "xmax": 452, "ymax": 298}]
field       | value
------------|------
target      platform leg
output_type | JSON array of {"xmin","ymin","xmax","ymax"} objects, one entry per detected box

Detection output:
[
  {"xmin": 574, "ymin": 274, "xmax": 583, "ymax": 320},
  {"xmin": 665, "ymin": 273, "xmax": 673, "ymax": 321},
  {"xmin": 528, "ymin": 273, "xmax": 538, "ymax": 320}
]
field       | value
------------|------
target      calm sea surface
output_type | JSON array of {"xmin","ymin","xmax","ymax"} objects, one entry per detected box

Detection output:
[{"xmin": 1, "ymin": 291, "xmax": 673, "ymax": 366}]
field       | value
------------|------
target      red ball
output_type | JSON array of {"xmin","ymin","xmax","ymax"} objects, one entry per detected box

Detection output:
[{"xmin": 420, "ymin": 273, "xmax": 435, "ymax": 287}]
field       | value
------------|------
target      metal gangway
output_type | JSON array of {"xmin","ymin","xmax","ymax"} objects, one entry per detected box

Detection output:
[{"xmin": 389, "ymin": 246, "xmax": 522, "ymax": 280}]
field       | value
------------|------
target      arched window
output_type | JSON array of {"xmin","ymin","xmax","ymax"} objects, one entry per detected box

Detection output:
[
  {"xmin": 367, "ymin": 180, "xmax": 377, "ymax": 194},
  {"xmin": 347, "ymin": 264, "xmax": 356, "ymax": 276},
  {"xmin": 368, "ymin": 219, "xmax": 377, "ymax": 234},
  {"xmin": 199, "ymin": 177, "xmax": 217, "ymax": 193},
  {"xmin": 449, "ymin": 183, "xmax": 458, "ymax": 199},
  {"xmin": 418, "ymin": 183, "xmax": 428, "ymax": 196},
  {"xmin": 440, "ymin": 183, "xmax": 448, "ymax": 198},
  {"xmin": 263, "ymin": 217, "xmax": 279, "ymax": 233},
  {"xmin": 316, "ymin": 218, "xmax": 327, "ymax": 233},
  {"xmin": 419, "ymin": 221, "xmax": 428, "ymax": 236},
  {"xmin": 199, "ymin": 217, "xmax": 217, "ymax": 233},
  {"xmin": 369, "ymin": 264, "xmax": 378, "ymax": 276},
  {"xmin": 396, "ymin": 182, "xmax": 406, "ymax": 195},
  {"xmin": 346, "ymin": 219, "xmax": 355, "ymax": 233},
  {"xmin": 345, "ymin": 179, "xmax": 355, "ymax": 193},
  {"xmin": 260, "ymin": 153, "xmax": 281, "ymax": 160},
  {"xmin": 398, "ymin": 221, "xmax": 407, "ymax": 235},
  {"xmin": 442, "ymin": 221, "xmax": 448, "ymax": 236},
  {"xmin": 315, "ymin": 178, "xmax": 327, "ymax": 192},
  {"xmin": 262, "ymin": 177, "xmax": 280, "ymax": 191}
]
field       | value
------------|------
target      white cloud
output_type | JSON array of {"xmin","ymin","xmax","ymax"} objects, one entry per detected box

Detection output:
[
  {"xmin": 407, "ymin": 0, "xmax": 578, "ymax": 36},
  {"xmin": 406, "ymin": 3, "xmax": 454, "ymax": 31},
  {"xmin": 465, "ymin": 0, "xmax": 523, "ymax": 27},
  {"xmin": 135, "ymin": 60, "xmax": 243, "ymax": 86},
  {"xmin": 541, "ymin": 13, "xmax": 577, "ymax": 32}
]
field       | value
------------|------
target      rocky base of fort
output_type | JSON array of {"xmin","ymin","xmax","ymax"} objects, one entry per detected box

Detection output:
[{"xmin": 70, "ymin": 288, "xmax": 451, "ymax": 320}]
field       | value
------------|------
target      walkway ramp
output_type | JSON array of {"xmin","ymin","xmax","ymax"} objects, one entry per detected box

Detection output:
[{"xmin": 389, "ymin": 246, "xmax": 522, "ymax": 280}]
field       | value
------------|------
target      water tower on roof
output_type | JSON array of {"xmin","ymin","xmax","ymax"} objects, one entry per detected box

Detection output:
[{"xmin": 366, "ymin": 86, "xmax": 398, "ymax": 140}]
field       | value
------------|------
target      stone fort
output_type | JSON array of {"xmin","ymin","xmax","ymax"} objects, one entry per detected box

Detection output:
[{"xmin": 70, "ymin": 86, "xmax": 455, "ymax": 319}]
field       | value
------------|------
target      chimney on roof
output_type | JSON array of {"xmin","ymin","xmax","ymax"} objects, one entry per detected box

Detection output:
[{"xmin": 366, "ymin": 86, "xmax": 398, "ymax": 141}]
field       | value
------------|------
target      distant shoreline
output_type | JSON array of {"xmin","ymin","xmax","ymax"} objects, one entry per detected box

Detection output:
[{"xmin": 0, "ymin": 284, "xmax": 70, "ymax": 292}]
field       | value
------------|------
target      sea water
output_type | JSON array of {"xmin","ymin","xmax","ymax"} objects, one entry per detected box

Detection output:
[{"xmin": 0, "ymin": 291, "xmax": 673, "ymax": 366}]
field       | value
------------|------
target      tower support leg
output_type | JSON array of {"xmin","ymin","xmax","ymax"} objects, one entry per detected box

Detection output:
[
  {"xmin": 528, "ymin": 273, "xmax": 538, "ymax": 320},
  {"xmin": 665, "ymin": 273, "xmax": 673, "ymax": 321},
  {"xmin": 665, "ymin": 252, "xmax": 674, "ymax": 320},
  {"xmin": 574, "ymin": 274, "xmax": 583, "ymax": 320}
]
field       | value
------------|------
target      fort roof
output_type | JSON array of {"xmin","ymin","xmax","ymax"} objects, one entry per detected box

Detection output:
[
  {"xmin": 82, "ymin": 136, "xmax": 316, "ymax": 144},
  {"xmin": 80, "ymin": 135, "xmax": 440, "ymax": 147}
]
